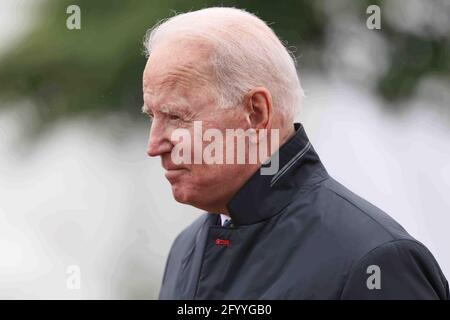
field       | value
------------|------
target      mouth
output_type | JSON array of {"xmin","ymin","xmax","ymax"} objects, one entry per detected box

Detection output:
[
  {"xmin": 161, "ymin": 157, "xmax": 188, "ymax": 181},
  {"xmin": 164, "ymin": 167, "xmax": 188, "ymax": 181},
  {"xmin": 162, "ymin": 160, "xmax": 187, "ymax": 171},
  {"xmin": 163, "ymin": 165, "xmax": 186, "ymax": 171}
]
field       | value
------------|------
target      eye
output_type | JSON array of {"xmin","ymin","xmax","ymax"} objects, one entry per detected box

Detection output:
[
  {"xmin": 145, "ymin": 113, "xmax": 153, "ymax": 126},
  {"xmin": 168, "ymin": 114, "xmax": 181, "ymax": 121}
]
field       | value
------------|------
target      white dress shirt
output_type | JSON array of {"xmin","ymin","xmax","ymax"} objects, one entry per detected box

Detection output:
[{"xmin": 220, "ymin": 214, "xmax": 232, "ymax": 226}]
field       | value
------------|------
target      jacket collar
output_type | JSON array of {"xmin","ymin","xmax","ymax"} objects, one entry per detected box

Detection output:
[{"xmin": 226, "ymin": 123, "xmax": 328, "ymax": 226}]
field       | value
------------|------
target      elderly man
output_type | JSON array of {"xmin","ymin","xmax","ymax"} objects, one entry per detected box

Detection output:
[{"xmin": 142, "ymin": 7, "xmax": 449, "ymax": 299}]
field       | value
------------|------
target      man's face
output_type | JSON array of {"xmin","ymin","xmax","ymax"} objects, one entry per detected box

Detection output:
[{"xmin": 142, "ymin": 40, "xmax": 258, "ymax": 213}]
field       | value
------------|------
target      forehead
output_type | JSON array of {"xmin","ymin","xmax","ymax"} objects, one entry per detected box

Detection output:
[{"xmin": 142, "ymin": 39, "xmax": 216, "ymax": 108}]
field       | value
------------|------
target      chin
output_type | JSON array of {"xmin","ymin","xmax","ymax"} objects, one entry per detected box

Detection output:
[
  {"xmin": 171, "ymin": 185, "xmax": 216, "ymax": 211},
  {"xmin": 171, "ymin": 184, "xmax": 194, "ymax": 204}
]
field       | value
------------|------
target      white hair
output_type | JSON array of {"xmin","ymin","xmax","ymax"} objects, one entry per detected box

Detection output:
[{"xmin": 143, "ymin": 7, "xmax": 304, "ymax": 123}]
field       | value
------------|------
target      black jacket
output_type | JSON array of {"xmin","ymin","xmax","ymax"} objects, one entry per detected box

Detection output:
[{"xmin": 159, "ymin": 123, "xmax": 449, "ymax": 299}]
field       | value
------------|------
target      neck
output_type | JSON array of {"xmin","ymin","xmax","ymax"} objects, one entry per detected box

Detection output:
[
  {"xmin": 280, "ymin": 124, "xmax": 295, "ymax": 145},
  {"xmin": 212, "ymin": 124, "xmax": 296, "ymax": 216}
]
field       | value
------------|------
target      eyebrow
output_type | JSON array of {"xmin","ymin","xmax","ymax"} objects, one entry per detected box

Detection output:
[
  {"xmin": 141, "ymin": 103, "xmax": 191, "ymax": 117},
  {"xmin": 141, "ymin": 102, "xmax": 151, "ymax": 115}
]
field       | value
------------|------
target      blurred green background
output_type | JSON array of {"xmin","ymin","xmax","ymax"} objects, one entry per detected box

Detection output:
[{"xmin": 0, "ymin": 0, "xmax": 448, "ymax": 137}]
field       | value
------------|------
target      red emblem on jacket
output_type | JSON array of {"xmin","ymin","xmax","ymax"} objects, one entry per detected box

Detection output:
[{"xmin": 215, "ymin": 239, "xmax": 230, "ymax": 247}]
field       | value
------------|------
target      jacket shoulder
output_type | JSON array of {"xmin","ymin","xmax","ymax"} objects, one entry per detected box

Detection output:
[
  {"xmin": 298, "ymin": 177, "xmax": 448, "ymax": 298},
  {"xmin": 319, "ymin": 177, "xmax": 413, "ymax": 242},
  {"xmin": 340, "ymin": 238, "xmax": 450, "ymax": 299}
]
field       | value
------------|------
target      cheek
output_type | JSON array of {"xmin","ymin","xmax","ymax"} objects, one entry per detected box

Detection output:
[
  {"xmin": 189, "ymin": 164, "xmax": 219, "ymax": 180},
  {"xmin": 190, "ymin": 163, "xmax": 238, "ymax": 186}
]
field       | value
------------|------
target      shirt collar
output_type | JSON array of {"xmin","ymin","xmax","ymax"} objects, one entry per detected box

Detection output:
[
  {"xmin": 220, "ymin": 214, "xmax": 231, "ymax": 226},
  {"xmin": 226, "ymin": 122, "xmax": 328, "ymax": 226}
]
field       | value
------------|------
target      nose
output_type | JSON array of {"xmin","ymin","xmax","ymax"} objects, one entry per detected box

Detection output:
[{"xmin": 146, "ymin": 119, "xmax": 173, "ymax": 157}]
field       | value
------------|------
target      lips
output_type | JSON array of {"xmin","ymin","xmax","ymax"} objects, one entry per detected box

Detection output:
[
  {"xmin": 161, "ymin": 156, "xmax": 189, "ymax": 183},
  {"xmin": 164, "ymin": 167, "xmax": 187, "ymax": 182},
  {"xmin": 162, "ymin": 163, "xmax": 187, "ymax": 171},
  {"xmin": 162, "ymin": 160, "xmax": 187, "ymax": 182}
]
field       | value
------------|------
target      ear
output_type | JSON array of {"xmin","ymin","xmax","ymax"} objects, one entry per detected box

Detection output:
[{"xmin": 244, "ymin": 87, "xmax": 273, "ymax": 130}]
